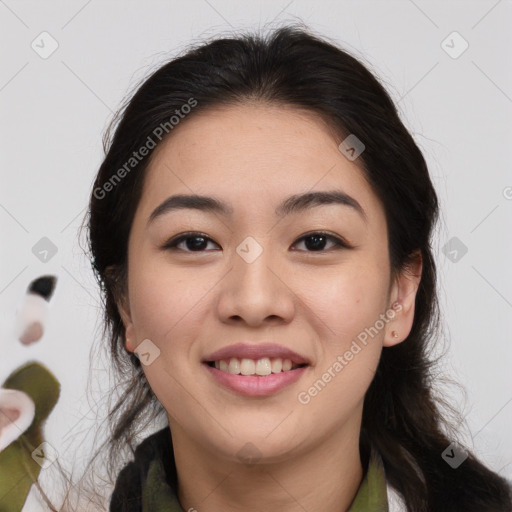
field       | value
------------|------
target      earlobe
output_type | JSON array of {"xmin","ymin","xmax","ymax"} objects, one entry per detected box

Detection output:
[
  {"xmin": 124, "ymin": 323, "xmax": 136, "ymax": 353},
  {"xmin": 117, "ymin": 297, "xmax": 136, "ymax": 353},
  {"xmin": 384, "ymin": 251, "xmax": 423, "ymax": 347},
  {"xmin": 105, "ymin": 264, "xmax": 135, "ymax": 353}
]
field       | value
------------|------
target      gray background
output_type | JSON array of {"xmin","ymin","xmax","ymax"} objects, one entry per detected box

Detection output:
[{"xmin": 1, "ymin": 1, "xmax": 511, "ymax": 509}]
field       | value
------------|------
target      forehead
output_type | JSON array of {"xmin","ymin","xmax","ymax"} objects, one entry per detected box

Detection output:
[
  {"xmin": 137, "ymin": 103, "xmax": 384, "ymax": 226},
  {"xmin": 150, "ymin": 103, "xmax": 350, "ymax": 176}
]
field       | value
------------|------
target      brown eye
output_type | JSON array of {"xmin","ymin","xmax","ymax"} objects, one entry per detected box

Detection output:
[
  {"xmin": 162, "ymin": 231, "xmax": 351, "ymax": 253},
  {"xmin": 292, "ymin": 232, "xmax": 351, "ymax": 252},
  {"xmin": 163, "ymin": 232, "xmax": 219, "ymax": 252}
]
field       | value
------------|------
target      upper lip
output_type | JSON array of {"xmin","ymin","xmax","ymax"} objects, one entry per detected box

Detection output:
[{"xmin": 202, "ymin": 343, "xmax": 311, "ymax": 366}]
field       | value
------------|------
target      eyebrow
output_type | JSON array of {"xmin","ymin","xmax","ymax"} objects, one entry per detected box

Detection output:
[{"xmin": 147, "ymin": 190, "xmax": 367, "ymax": 226}]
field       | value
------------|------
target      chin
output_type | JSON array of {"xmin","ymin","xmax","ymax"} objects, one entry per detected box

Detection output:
[{"xmin": 215, "ymin": 430, "xmax": 304, "ymax": 463}]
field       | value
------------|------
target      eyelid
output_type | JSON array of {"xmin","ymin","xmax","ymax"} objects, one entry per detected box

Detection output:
[
  {"xmin": 161, "ymin": 231, "xmax": 218, "ymax": 252},
  {"xmin": 162, "ymin": 230, "xmax": 353, "ymax": 252},
  {"xmin": 295, "ymin": 230, "xmax": 352, "ymax": 249}
]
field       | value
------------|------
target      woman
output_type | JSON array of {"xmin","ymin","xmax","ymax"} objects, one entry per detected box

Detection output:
[{"xmin": 82, "ymin": 24, "xmax": 512, "ymax": 511}]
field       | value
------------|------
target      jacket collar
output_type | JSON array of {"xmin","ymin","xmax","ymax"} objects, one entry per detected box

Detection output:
[{"xmin": 140, "ymin": 428, "xmax": 389, "ymax": 511}]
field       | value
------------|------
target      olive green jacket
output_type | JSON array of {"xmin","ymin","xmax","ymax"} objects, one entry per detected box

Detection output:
[{"xmin": 110, "ymin": 427, "xmax": 390, "ymax": 511}]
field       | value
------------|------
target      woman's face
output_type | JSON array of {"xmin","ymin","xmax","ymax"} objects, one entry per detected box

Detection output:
[{"xmin": 118, "ymin": 103, "xmax": 418, "ymax": 462}]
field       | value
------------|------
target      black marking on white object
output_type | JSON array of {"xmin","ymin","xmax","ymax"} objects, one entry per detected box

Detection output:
[{"xmin": 15, "ymin": 275, "xmax": 57, "ymax": 344}]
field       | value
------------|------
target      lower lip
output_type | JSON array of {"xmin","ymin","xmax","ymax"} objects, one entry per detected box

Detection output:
[{"xmin": 203, "ymin": 363, "xmax": 309, "ymax": 397}]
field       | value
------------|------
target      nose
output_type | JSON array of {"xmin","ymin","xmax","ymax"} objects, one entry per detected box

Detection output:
[{"xmin": 215, "ymin": 240, "xmax": 295, "ymax": 328}]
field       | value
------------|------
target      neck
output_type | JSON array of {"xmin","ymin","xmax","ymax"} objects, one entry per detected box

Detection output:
[{"xmin": 168, "ymin": 414, "xmax": 365, "ymax": 512}]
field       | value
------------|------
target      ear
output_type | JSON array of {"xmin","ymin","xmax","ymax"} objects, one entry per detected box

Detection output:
[
  {"xmin": 105, "ymin": 265, "xmax": 136, "ymax": 353},
  {"xmin": 384, "ymin": 250, "xmax": 423, "ymax": 347},
  {"xmin": 117, "ymin": 297, "xmax": 136, "ymax": 354}
]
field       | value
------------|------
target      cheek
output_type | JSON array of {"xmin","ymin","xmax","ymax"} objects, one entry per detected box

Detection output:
[
  {"xmin": 127, "ymin": 259, "xmax": 209, "ymax": 416},
  {"xmin": 297, "ymin": 275, "xmax": 385, "ymax": 419},
  {"xmin": 299, "ymin": 259, "xmax": 389, "ymax": 341},
  {"xmin": 128, "ymin": 255, "xmax": 204, "ymax": 343},
  {"xmin": 294, "ymin": 259, "xmax": 388, "ymax": 404}
]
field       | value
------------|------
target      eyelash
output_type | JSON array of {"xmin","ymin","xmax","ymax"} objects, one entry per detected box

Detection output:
[{"xmin": 162, "ymin": 231, "xmax": 352, "ymax": 253}]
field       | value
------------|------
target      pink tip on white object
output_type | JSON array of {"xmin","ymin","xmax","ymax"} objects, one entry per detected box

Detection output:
[
  {"xmin": 14, "ymin": 275, "xmax": 57, "ymax": 345},
  {"xmin": 0, "ymin": 389, "xmax": 35, "ymax": 452},
  {"xmin": 15, "ymin": 293, "xmax": 50, "ymax": 345}
]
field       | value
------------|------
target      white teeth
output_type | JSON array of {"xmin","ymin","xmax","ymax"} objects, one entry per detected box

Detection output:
[
  {"xmin": 240, "ymin": 359, "xmax": 256, "ymax": 375},
  {"xmin": 228, "ymin": 358, "xmax": 240, "ymax": 374},
  {"xmin": 213, "ymin": 357, "xmax": 299, "ymax": 376},
  {"xmin": 255, "ymin": 358, "xmax": 271, "ymax": 376},
  {"xmin": 271, "ymin": 358, "xmax": 283, "ymax": 373}
]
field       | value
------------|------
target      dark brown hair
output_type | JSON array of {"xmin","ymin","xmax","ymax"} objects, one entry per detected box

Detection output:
[{"xmin": 67, "ymin": 23, "xmax": 512, "ymax": 511}]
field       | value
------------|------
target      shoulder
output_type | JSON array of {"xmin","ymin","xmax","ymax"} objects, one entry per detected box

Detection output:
[{"xmin": 109, "ymin": 427, "xmax": 172, "ymax": 512}]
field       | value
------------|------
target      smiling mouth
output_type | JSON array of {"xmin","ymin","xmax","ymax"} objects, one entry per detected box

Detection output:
[{"xmin": 205, "ymin": 358, "xmax": 308, "ymax": 377}]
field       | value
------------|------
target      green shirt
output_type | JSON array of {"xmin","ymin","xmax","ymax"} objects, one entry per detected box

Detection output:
[{"xmin": 110, "ymin": 427, "xmax": 389, "ymax": 512}]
